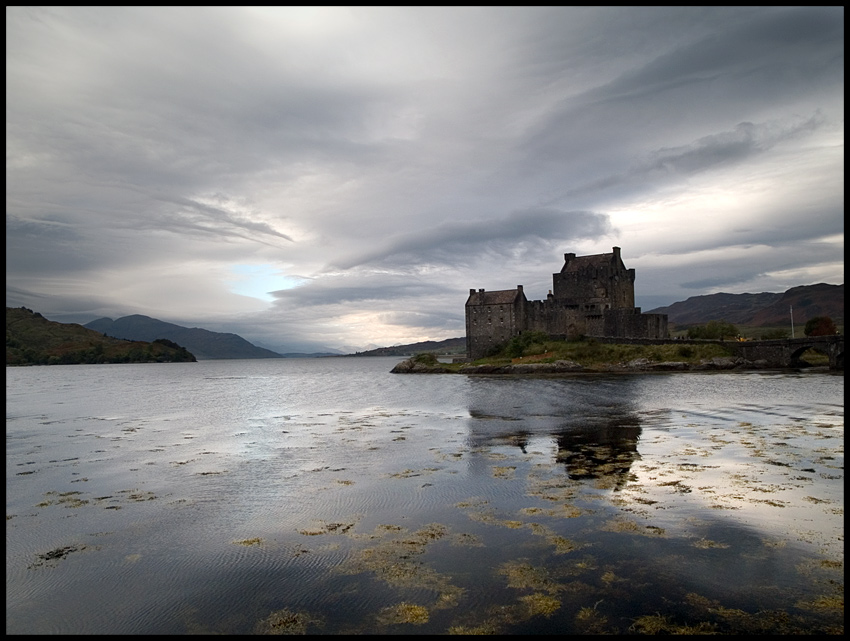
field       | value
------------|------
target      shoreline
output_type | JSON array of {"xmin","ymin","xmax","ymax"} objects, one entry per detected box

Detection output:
[{"xmin": 390, "ymin": 356, "xmax": 836, "ymax": 375}]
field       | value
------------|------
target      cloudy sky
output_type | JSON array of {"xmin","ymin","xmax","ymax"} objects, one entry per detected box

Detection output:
[{"xmin": 6, "ymin": 7, "xmax": 844, "ymax": 353}]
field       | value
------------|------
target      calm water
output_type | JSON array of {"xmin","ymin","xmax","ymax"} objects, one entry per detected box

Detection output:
[{"xmin": 6, "ymin": 358, "xmax": 844, "ymax": 634}]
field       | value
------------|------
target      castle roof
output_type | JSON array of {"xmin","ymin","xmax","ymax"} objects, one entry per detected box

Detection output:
[
  {"xmin": 466, "ymin": 288, "xmax": 524, "ymax": 306},
  {"xmin": 561, "ymin": 251, "xmax": 615, "ymax": 272}
]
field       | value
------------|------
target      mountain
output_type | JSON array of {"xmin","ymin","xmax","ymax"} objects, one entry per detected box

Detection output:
[
  {"xmin": 84, "ymin": 315, "xmax": 284, "ymax": 360},
  {"xmin": 749, "ymin": 284, "xmax": 844, "ymax": 327},
  {"xmin": 648, "ymin": 283, "xmax": 844, "ymax": 328},
  {"xmin": 6, "ymin": 307, "xmax": 196, "ymax": 365}
]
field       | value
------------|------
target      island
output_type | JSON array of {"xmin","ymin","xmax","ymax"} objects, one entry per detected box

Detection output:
[{"xmin": 391, "ymin": 333, "xmax": 841, "ymax": 374}]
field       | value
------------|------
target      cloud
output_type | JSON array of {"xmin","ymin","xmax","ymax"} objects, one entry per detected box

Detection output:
[
  {"xmin": 5, "ymin": 7, "xmax": 844, "ymax": 351},
  {"xmin": 151, "ymin": 195, "xmax": 295, "ymax": 244},
  {"xmin": 517, "ymin": 7, "xmax": 843, "ymax": 189},
  {"xmin": 548, "ymin": 114, "xmax": 830, "ymax": 205},
  {"xmin": 331, "ymin": 208, "xmax": 611, "ymax": 270},
  {"xmin": 581, "ymin": 7, "xmax": 843, "ymax": 110}
]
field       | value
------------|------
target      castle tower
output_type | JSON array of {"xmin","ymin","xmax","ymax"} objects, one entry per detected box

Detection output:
[{"xmin": 552, "ymin": 246, "xmax": 635, "ymax": 311}]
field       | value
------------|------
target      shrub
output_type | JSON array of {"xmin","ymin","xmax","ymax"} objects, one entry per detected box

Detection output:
[
  {"xmin": 413, "ymin": 352, "xmax": 439, "ymax": 366},
  {"xmin": 504, "ymin": 331, "xmax": 551, "ymax": 358},
  {"xmin": 804, "ymin": 316, "xmax": 837, "ymax": 337},
  {"xmin": 677, "ymin": 346, "xmax": 694, "ymax": 359}
]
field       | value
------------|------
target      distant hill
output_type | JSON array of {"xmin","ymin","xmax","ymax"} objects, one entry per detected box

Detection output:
[
  {"xmin": 278, "ymin": 352, "xmax": 343, "ymax": 358},
  {"xmin": 6, "ymin": 307, "xmax": 196, "ymax": 365},
  {"xmin": 348, "ymin": 337, "xmax": 467, "ymax": 357},
  {"xmin": 648, "ymin": 283, "xmax": 844, "ymax": 328},
  {"xmin": 84, "ymin": 315, "xmax": 284, "ymax": 360}
]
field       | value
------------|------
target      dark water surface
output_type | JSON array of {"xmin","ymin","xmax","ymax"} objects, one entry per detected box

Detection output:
[{"xmin": 6, "ymin": 358, "xmax": 844, "ymax": 634}]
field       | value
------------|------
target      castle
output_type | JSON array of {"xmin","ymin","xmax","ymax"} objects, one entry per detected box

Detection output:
[{"xmin": 465, "ymin": 247, "xmax": 668, "ymax": 359}]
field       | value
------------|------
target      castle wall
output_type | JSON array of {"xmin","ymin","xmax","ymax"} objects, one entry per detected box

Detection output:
[
  {"xmin": 598, "ymin": 308, "xmax": 669, "ymax": 339},
  {"xmin": 523, "ymin": 299, "xmax": 585, "ymax": 338},
  {"xmin": 585, "ymin": 314, "xmax": 606, "ymax": 337},
  {"xmin": 466, "ymin": 292, "xmax": 524, "ymax": 358}
]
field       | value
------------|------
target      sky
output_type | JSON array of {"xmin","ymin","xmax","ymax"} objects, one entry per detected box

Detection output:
[{"xmin": 6, "ymin": 7, "xmax": 844, "ymax": 354}]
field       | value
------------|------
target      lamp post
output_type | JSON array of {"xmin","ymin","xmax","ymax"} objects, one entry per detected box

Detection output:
[{"xmin": 790, "ymin": 306, "xmax": 794, "ymax": 338}]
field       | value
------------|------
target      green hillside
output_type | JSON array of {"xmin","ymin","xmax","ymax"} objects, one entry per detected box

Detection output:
[{"xmin": 6, "ymin": 307, "xmax": 196, "ymax": 365}]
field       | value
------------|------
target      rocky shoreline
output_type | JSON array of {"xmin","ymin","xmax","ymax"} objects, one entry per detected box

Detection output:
[{"xmin": 391, "ymin": 356, "xmax": 779, "ymax": 375}]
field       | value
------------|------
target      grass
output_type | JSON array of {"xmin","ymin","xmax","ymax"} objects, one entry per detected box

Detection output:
[{"xmin": 450, "ymin": 337, "xmax": 737, "ymax": 370}]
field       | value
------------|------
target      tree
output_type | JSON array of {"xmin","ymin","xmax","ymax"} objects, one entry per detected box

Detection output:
[{"xmin": 804, "ymin": 316, "xmax": 837, "ymax": 337}]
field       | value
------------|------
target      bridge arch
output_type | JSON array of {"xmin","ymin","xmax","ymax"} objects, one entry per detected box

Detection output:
[{"xmin": 789, "ymin": 344, "xmax": 830, "ymax": 368}]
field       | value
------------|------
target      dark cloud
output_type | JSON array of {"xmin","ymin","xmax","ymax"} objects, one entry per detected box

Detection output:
[
  {"xmin": 519, "ymin": 7, "xmax": 843, "ymax": 185},
  {"xmin": 644, "ymin": 117, "xmax": 822, "ymax": 174},
  {"xmin": 151, "ymin": 196, "xmax": 295, "ymax": 243},
  {"xmin": 270, "ymin": 278, "xmax": 454, "ymax": 307},
  {"xmin": 583, "ymin": 7, "xmax": 843, "ymax": 109},
  {"xmin": 552, "ymin": 113, "xmax": 829, "ymax": 203},
  {"xmin": 332, "ymin": 208, "xmax": 611, "ymax": 270}
]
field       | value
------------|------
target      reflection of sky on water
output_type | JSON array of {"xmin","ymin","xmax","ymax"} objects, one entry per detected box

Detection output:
[
  {"xmin": 624, "ymin": 404, "xmax": 844, "ymax": 558},
  {"xmin": 6, "ymin": 362, "xmax": 843, "ymax": 634}
]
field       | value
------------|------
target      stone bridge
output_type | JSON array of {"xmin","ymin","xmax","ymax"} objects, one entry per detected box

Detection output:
[
  {"xmin": 726, "ymin": 335, "xmax": 843, "ymax": 370},
  {"xmin": 590, "ymin": 335, "xmax": 844, "ymax": 370}
]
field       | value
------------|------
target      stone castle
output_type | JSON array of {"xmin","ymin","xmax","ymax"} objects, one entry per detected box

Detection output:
[{"xmin": 465, "ymin": 247, "xmax": 668, "ymax": 359}]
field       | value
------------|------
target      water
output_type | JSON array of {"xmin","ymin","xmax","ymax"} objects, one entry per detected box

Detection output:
[{"xmin": 6, "ymin": 358, "xmax": 844, "ymax": 634}]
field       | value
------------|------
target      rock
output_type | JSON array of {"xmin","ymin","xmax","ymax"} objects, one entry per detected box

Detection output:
[
  {"xmin": 552, "ymin": 360, "xmax": 584, "ymax": 371},
  {"xmin": 626, "ymin": 358, "xmax": 653, "ymax": 370},
  {"xmin": 696, "ymin": 356, "xmax": 743, "ymax": 370},
  {"xmin": 390, "ymin": 358, "xmax": 451, "ymax": 373},
  {"xmin": 647, "ymin": 361, "xmax": 688, "ymax": 370}
]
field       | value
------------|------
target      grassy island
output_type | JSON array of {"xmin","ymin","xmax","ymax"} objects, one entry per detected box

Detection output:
[{"xmin": 391, "ymin": 333, "xmax": 759, "ymax": 374}]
